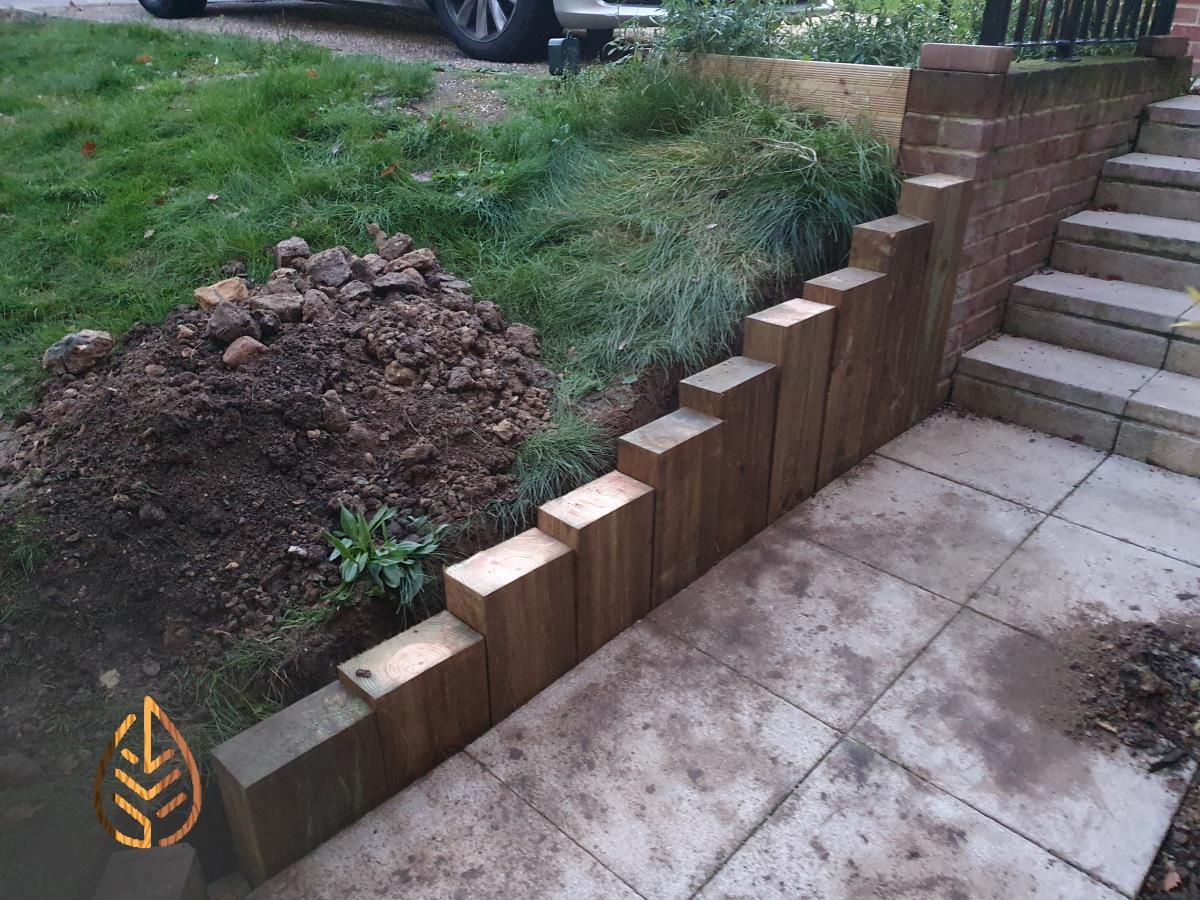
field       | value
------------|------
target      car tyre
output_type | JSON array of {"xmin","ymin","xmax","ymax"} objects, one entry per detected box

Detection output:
[
  {"xmin": 580, "ymin": 28, "xmax": 615, "ymax": 58},
  {"xmin": 434, "ymin": 0, "xmax": 560, "ymax": 62},
  {"xmin": 137, "ymin": 0, "xmax": 207, "ymax": 18}
]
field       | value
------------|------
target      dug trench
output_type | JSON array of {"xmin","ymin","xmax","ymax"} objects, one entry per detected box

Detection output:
[{"xmin": 0, "ymin": 227, "xmax": 653, "ymax": 891}]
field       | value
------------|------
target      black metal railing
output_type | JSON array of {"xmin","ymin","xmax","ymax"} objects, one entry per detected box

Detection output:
[{"xmin": 979, "ymin": 0, "xmax": 1178, "ymax": 58}]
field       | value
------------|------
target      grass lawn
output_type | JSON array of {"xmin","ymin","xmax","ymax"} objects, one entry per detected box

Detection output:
[{"xmin": 0, "ymin": 18, "xmax": 898, "ymax": 518}]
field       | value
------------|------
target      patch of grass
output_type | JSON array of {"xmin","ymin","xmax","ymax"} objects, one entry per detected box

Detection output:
[
  {"xmin": 179, "ymin": 635, "xmax": 292, "ymax": 755},
  {"xmin": 487, "ymin": 412, "xmax": 612, "ymax": 531},
  {"xmin": 0, "ymin": 20, "xmax": 434, "ymax": 406},
  {"xmin": 0, "ymin": 514, "xmax": 53, "ymax": 579}
]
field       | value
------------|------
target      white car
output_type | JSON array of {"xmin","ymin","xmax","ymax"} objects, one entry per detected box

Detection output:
[{"xmin": 136, "ymin": 0, "xmax": 660, "ymax": 62}]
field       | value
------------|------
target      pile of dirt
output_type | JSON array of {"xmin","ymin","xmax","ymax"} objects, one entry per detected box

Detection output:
[
  {"xmin": 1067, "ymin": 624, "xmax": 1200, "ymax": 897},
  {"xmin": 0, "ymin": 227, "xmax": 552, "ymax": 743}
]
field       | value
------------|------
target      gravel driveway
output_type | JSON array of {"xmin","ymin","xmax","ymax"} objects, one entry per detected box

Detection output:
[{"xmin": 5, "ymin": 0, "xmax": 546, "ymax": 73}]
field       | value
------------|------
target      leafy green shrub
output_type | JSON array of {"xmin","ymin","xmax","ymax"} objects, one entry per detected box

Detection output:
[
  {"xmin": 659, "ymin": 0, "xmax": 789, "ymax": 56},
  {"xmin": 323, "ymin": 506, "xmax": 446, "ymax": 610},
  {"xmin": 787, "ymin": 1, "xmax": 981, "ymax": 67},
  {"xmin": 655, "ymin": 0, "xmax": 982, "ymax": 67}
]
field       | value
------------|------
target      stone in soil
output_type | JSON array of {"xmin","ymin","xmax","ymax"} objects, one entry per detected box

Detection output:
[{"xmin": 41, "ymin": 329, "xmax": 114, "ymax": 376}]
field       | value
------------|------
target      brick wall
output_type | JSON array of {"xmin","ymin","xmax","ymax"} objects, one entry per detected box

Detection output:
[
  {"xmin": 900, "ymin": 54, "xmax": 1191, "ymax": 391},
  {"xmin": 1176, "ymin": 0, "xmax": 1200, "ymax": 74}
]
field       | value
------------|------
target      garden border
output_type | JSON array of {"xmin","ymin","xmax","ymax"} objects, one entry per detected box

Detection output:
[{"xmin": 209, "ymin": 168, "xmax": 973, "ymax": 888}]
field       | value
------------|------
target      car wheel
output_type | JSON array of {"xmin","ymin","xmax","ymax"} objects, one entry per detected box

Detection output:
[
  {"xmin": 434, "ymin": 0, "xmax": 559, "ymax": 62},
  {"xmin": 137, "ymin": 0, "xmax": 206, "ymax": 18},
  {"xmin": 580, "ymin": 28, "xmax": 615, "ymax": 58}
]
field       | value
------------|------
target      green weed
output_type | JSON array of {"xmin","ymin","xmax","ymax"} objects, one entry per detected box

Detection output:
[{"xmin": 323, "ymin": 506, "xmax": 447, "ymax": 610}]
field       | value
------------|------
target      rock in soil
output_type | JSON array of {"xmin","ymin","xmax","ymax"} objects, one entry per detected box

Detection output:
[
  {"xmin": 1, "ymin": 227, "xmax": 551, "ymax": 755},
  {"xmin": 41, "ymin": 329, "xmax": 114, "ymax": 376}
]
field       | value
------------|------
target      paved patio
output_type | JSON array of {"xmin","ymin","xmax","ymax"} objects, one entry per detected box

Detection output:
[{"xmin": 253, "ymin": 409, "xmax": 1200, "ymax": 899}]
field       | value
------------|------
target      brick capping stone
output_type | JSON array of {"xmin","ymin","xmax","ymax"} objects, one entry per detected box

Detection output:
[
  {"xmin": 919, "ymin": 43, "xmax": 1013, "ymax": 74},
  {"xmin": 1138, "ymin": 35, "xmax": 1192, "ymax": 57},
  {"xmin": 901, "ymin": 52, "xmax": 1192, "ymax": 396}
]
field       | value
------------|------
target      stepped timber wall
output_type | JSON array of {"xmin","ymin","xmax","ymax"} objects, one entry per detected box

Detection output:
[{"xmin": 209, "ymin": 170, "xmax": 972, "ymax": 888}]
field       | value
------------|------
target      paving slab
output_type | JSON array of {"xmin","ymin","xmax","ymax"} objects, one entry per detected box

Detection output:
[
  {"xmin": 248, "ymin": 753, "xmax": 638, "ymax": 900},
  {"xmin": 878, "ymin": 409, "xmax": 1104, "ymax": 511},
  {"xmin": 1056, "ymin": 454, "xmax": 1200, "ymax": 566},
  {"xmin": 702, "ymin": 740, "xmax": 1122, "ymax": 900},
  {"xmin": 785, "ymin": 456, "xmax": 1043, "ymax": 602},
  {"xmin": 974, "ymin": 516, "xmax": 1200, "ymax": 636},
  {"xmin": 650, "ymin": 532, "xmax": 956, "ymax": 730},
  {"xmin": 853, "ymin": 610, "xmax": 1190, "ymax": 896},
  {"xmin": 468, "ymin": 621, "xmax": 837, "ymax": 900}
]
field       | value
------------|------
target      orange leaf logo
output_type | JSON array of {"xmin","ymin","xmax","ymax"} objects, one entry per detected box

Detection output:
[{"xmin": 92, "ymin": 695, "xmax": 202, "ymax": 848}]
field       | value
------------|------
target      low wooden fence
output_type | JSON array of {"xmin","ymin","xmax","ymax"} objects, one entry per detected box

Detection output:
[
  {"xmin": 689, "ymin": 54, "xmax": 913, "ymax": 149},
  {"xmin": 209, "ymin": 171, "xmax": 972, "ymax": 887}
]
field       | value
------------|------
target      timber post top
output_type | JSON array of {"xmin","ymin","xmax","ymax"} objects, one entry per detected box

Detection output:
[
  {"xmin": 338, "ymin": 611, "xmax": 482, "ymax": 703},
  {"xmin": 807, "ymin": 267, "xmax": 886, "ymax": 291},
  {"xmin": 212, "ymin": 682, "xmax": 369, "ymax": 787},
  {"xmin": 538, "ymin": 471, "xmax": 653, "ymax": 531},
  {"xmin": 444, "ymin": 527, "xmax": 571, "ymax": 597},
  {"xmin": 679, "ymin": 356, "xmax": 776, "ymax": 395},
  {"xmin": 747, "ymin": 298, "xmax": 834, "ymax": 328},
  {"xmin": 619, "ymin": 408, "xmax": 722, "ymax": 456}
]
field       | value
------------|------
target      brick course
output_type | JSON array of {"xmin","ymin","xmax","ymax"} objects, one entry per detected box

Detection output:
[
  {"xmin": 1174, "ymin": 0, "xmax": 1200, "ymax": 72},
  {"xmin": 900, "ymin": 55, "xmax": 1191, "ymax": 391}
]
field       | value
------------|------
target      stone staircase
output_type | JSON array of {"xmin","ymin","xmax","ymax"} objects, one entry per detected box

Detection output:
[{"xmin": 953, "ymin": 95, "xmax": 1200, "ymax": 478}]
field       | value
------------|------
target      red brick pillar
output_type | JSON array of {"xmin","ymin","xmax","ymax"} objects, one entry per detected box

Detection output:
[{"xmin": 1174, "ymin": 0, "xmax": 1200, "ymax": 74}]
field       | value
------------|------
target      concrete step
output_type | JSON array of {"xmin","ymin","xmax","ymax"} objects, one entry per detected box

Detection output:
[
  {"xmin": 1137, "ymin": 122, "xmax": 1200, "ymax": 160},
  {"xmin": 1097, "ymin": 152, "xmax": 1200, "ymax": 221},
  {"xmin": 1005, "ymin": 270, "xmax": 1191, "ymax": 368},
  {"xmin": 1146, "ymin": 95, "xmax": 1200, "ymax": 127},
  {"xmin": 1118, "ymin": 370, "xmax": 1200, "ymax": 475},
  {"xmin": 954, "ymin": 335, "xmax": 1200, "ymax": 475},
  {"xmin": 1103, "ymin": 152, "xmax": 1200, "ymax": 190},
  {"xmin": 1057, "ymin": 210, "xmax": 1200, "ymax": 263},
  {"xmin": 1052, "ymin": 209, "xmax": 1200, "ymax": 291}
]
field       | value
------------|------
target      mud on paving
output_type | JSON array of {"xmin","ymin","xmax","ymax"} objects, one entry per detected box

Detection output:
[{"xmin": 0, "ymin": 226, "xmax": 555, "ymax": 755}]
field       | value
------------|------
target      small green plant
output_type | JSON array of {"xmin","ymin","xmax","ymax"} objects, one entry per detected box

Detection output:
[
  {"xmin": 323, "ymin": 506, "xmax": 447, "ymax": 610},
  {"xmin": 787, "ymin": 1, "xmax": 981, "ymax": 67},
  {"xmin": 659, "ymin": 0, "xmax": 789, "ymax": 56}
]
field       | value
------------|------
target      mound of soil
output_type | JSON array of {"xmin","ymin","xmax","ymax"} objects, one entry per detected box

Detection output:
[{"xmin": 0, "ymin": 228, "xmax": 553, "ymax": 744}]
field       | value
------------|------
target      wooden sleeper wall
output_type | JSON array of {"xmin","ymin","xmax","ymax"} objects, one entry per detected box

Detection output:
[{"xmin": 210, "ymin": 171, "xmax": 972, "ymax": 887}]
